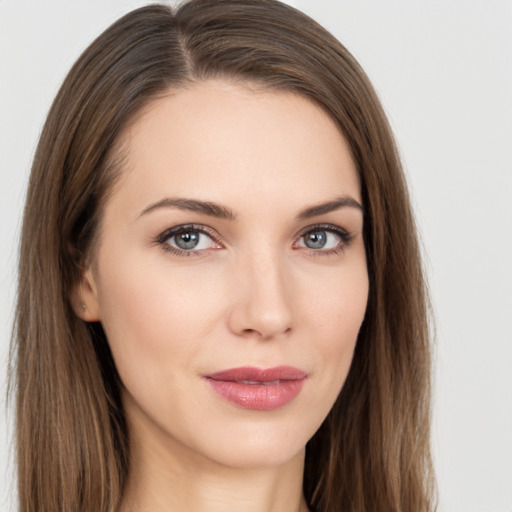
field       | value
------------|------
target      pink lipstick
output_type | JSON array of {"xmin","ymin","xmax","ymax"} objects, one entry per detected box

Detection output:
[{"xmin": 204, "ymin": 366, "xmax": 307, "ymax": 411}]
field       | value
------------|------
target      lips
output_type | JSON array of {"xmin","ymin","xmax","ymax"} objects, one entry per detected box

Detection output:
[{"xmin": 204, "ymin": 366, "xmax": 307, "ymax": 411}]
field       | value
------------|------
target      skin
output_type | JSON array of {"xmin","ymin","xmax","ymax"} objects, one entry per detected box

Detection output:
[{"xmin": 78, "ymin": 80, "xmax": 368, "ymax": 512}]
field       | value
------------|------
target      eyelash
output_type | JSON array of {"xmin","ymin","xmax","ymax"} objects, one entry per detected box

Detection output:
[
  {"xmin": 156, "ymin": 224, "xmax": 220, "ymax": 257},
  {"xmin": 296, "ymin": 223, "xmax": 354, "ymax": 257},
  {"xmin": 155, "ymin": 223, "xmax": 354, "ymax": 258}
]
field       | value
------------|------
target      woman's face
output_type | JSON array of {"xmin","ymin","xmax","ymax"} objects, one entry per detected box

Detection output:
[{"xmin": 81, "ymin": 80, "xmax": 368, "ymax": 470}]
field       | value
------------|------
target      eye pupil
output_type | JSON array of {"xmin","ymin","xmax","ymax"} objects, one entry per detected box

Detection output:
[
  {"xmin": 175, "ymin": 231, "xmax": 200, "ymax": 250},
  {"xmin": 304, "ymin": 231, "xmax": 327, "ymax": 249}
]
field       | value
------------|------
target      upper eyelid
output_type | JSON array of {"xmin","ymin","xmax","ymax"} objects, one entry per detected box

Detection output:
[
  {"xmin": 296, "ymin": 223, "xmax": 350, "ymax": 237},
  {"xmin": 157, "ymin": 224, "xmax": 219, "ymax": 243},
  {"xmin": 300, "ymin": 223, "xmax": 345, "ymax": 232}
]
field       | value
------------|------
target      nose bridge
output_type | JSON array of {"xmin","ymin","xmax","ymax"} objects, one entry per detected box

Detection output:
[{"xmin": 228, "ymin": 242, "xmax": 293, "ymax": 339}]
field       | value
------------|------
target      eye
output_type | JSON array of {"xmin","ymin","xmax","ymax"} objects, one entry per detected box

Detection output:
[
  {"xmin": 301, "ymin": 230, "xmax": 336, "ymax": 250},
  {"xmin": 157, "ymin": 224, "xmax": 220, "ymax": 256},
  {"xmin": 169, "ymin": 229, "xmax": 212, "ymax": 250},
  {"xmin": 295, "ymin": 225, "xmax": 352, "ymax": 254}
]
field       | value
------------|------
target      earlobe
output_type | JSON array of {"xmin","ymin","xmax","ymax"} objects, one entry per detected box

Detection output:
[{"xmin": 73, "ymin": 266, "xmax": 101, "ymax": 322}]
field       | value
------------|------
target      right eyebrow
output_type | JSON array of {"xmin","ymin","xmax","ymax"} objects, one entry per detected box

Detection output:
[{"xmin": 137, "ymin": 198, "xmax": 236, "ymax": 221}]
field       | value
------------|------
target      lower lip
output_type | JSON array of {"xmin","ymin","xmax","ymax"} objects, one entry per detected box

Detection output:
[{"xmin": 205, "ymin": 378, "xmax": 306, "ymax": 411}]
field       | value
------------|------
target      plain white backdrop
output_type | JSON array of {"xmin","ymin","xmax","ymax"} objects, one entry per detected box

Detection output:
[{"xmin": 1, "ymin": 1, "xmax": 511, "ymax": 511}]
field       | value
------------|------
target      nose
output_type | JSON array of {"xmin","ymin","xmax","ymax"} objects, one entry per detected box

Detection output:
[{"xmin": 227, "ymin": 249, "xmax": 293, "ymax": 340}]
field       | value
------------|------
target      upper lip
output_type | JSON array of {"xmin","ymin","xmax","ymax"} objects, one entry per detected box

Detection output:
[{"xmin": 205, "ymin": 366, "xmax": 308, "ymax": 382}]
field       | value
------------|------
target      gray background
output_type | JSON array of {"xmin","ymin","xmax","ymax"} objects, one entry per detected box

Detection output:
[{"xmin": 1, "ymin": 1, "xmax": 511, "ymax": 511}]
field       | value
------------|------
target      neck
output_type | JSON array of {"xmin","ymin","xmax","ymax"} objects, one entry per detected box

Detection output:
[{"xmin": 119, "ymin": 413, "xmax": 309, "ymax": 512}]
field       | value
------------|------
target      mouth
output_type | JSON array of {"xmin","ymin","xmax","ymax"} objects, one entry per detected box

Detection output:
[{"xmin": 204, "ymin": 366, "xmax": 307, "ymax": 411}]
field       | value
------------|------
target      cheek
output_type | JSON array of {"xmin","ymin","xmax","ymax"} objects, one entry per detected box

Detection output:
[
  {"xmin": 300, "ymin": 253, "xmax": 368, "ymax": 339},
  {"xmin": 299, "ymin": 258, "xmax": 368, "ymax": 392},
  {"xmin": 94, "ymin": 250, "xmax": 225, "ymax": 384}
]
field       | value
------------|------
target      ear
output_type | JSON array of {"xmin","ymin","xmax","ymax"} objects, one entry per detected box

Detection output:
[{"xmin": 71, "ymin": 265, "xmax": 101, "ymax": 322}]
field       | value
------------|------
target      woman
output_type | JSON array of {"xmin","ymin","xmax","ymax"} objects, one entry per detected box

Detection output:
[{"xmin": 11, "ymin": 1, "xmax": 435, "ymax": 511}]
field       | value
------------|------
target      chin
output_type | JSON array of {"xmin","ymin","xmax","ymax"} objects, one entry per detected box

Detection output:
[
  {"xmin": 179, "ymin": 412, "xmax": 319, "ymax": 471},
  {"xmin": 200, "ymin": 435, "xmax": 307, "ymax": 470}
]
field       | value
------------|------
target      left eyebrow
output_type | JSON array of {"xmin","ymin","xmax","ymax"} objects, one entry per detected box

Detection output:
[{"xmin": 296, "ymin": 196, "xmax": 363, "ymax": 220}]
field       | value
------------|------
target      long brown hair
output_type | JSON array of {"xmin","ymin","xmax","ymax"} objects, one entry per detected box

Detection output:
[{"xmin": 11, "ymin": 1, "xmax": 435, "ymax": 510}]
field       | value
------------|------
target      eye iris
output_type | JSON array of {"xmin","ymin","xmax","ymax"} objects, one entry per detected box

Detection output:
[
  {"xmin": 175, "ymin": 231, "xmax": 200, "ymax": 250},
  {"xmin": 304, "ymin": 231, "xmax": 327, "ymax": 249}
]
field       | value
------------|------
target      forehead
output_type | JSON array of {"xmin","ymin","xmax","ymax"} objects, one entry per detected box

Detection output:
[{"xmin": 112, "ymin": 79, "xmax": 360, "ymax": 217}]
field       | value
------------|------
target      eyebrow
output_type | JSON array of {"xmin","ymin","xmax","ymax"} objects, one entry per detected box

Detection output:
[
  {"xmin": 138, "ymin": 195, "xmax": 363, "ymax": 221},
  {"xmin": 139, "ymin": 198, "xmax": 236, "ymax": 220},
  {"xmin": 296, "ymin": 196, "xmax": 363, "ymax": 220}
]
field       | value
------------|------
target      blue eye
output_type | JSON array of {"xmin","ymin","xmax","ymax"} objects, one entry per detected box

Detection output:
[
  {"xmin": 169, "ymin": 229, "xmax": 213, "ymax": 250},
  {"xmin": 300, "ymin": 230, "xmax": 339, "ymax": 249},
  {"xmin": 303, "ymin": 231, "xmax": 329, "ymax": 249},
  {"xmin": 158, "ymin": 225, "xmax": 218, "ymax": 255},
  {"xmin": 296, "ymin": 225, "xmax": 352, "ymax": 254}
]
